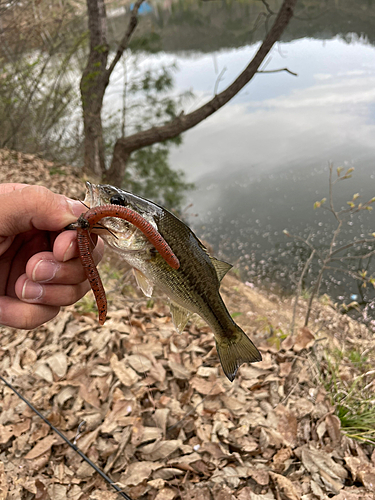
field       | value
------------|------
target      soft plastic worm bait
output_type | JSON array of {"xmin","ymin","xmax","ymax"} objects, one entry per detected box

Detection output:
[{"xmin": 75, "ymin": 204, "xmax": 180, "ymax": 325}]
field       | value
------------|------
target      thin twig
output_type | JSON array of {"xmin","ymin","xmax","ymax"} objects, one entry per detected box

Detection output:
[
  {"xmin": 214, "ymin": 67, "xmax": 227, "ymax": 95},
  {"xmin": 260, "ymin": 0, "xmax": 276, "ymax": 15},
  {"xmin": 331, "ymin": 248, "xmax": 375, "ymax": 262},
  {"xmin": 291, "ymin": 249, "xmax": 315, "ymax": 334},
  {"xmin": 328, "ymin": 163, "xmax": 339, "ymax": 223},
  {"xmin": 285, "ymin": 232, "xmax": 325, "ymax": 262},
  {"xmin": 324, "ymin": 265, "xmax": 374, "ymax": 283},
  {"xmin": 330, "ymin": 238, "xmax": 375, "ymax": 257},
  {"xmin": 257, "ymin": 67, "xmax": 297, "ymax": 76},
  {"xmin": 304, "ymin": 264, "xmax": 326, "ymax": 326}
]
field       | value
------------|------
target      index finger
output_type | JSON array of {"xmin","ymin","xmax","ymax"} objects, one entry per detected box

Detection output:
[
  {"xmin": 0, "ymin": 183, "xmax": 29, "ymax": 195},
  {"xmin": 0, "ymin": 185, "xmax": 83, "ymax": 236}
]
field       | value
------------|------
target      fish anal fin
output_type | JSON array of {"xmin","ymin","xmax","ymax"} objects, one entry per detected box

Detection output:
[
  {"xmin": 133, "ymin": 269, "xmax": 154, "ymax": 297},
  {"xmin": 170, "ymin": 301, "xmax": 192, "ymax": 334},
  {"xmin": 216, "ymin": 329, "xmax": 262, "ymax": 382},
  {"xmin": 210, "ymin": 257, "xmax": 232, "ymax": 282}
]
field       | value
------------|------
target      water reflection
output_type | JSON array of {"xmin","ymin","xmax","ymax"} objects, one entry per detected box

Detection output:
[
  {"xmin": 168, "ymin": 37, "xmax": 375, "ymax": 314},
  {"xmin": 105, "ymin": 3, "xmax": 375, "ymax": 320},
  {"xmin": 169, "ymin": 38, "xmax": 375, "ymax": 180}
]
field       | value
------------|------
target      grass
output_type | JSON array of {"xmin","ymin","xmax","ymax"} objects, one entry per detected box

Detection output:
[{"xmin": 319, "ymin": 346, "xmax": 375, "ymax": 444}]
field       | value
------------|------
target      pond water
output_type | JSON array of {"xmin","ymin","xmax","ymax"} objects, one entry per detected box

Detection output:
[{"xmin": 105, "ymin": 1, "xmax": 375, "ymax": 320}]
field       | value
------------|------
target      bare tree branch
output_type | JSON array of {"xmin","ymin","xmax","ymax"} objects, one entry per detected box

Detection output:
[
  {"xmin": 257, "ymin": 67, "xmax": 298, "ymax": 76},
  {"xmin": 331, "ymin": 249, "xmax": 375, "ymax": 262},
  {"xmin": 108, "ymin": 0, "xmax": 298, "ymax": 179},
  {"xmin": 259, "ymin": 0, "xmax": 276, "ymax": 16},
  {"xmin": 288, "ymin": 165, "xmax": 375, "ymax": 327},
  {"xmin": 330, "ymin": 238, "xmax": 375, "ymax": 258},
  {"xmin": 105, "ymin": 0, "xmax": 144, "ymax": 81}
]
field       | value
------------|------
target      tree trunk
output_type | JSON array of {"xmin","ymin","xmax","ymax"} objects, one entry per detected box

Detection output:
[
  {"xmin": 104, "ymin": 144, "xmax": 131, "ymax": 186},
  {"xmin": 104, "ymin": 0, "xmax": 298, "ymax": 186},
  {"xmin": 80, "ymin": 0, "xmax": 109, "ymax": 178},
  {"xmin": 81, "ymin": 0, "xmax": 297, "ymax": 186},
  {"xmin": 82, "ymin": 109, "xmax": 106, "ymax": 179}
]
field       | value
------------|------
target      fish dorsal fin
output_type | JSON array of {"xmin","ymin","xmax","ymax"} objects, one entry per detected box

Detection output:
[
  {"xmin": 210, "ymin": 257, "xmax": 232, "ymax": 282},
  {"xmin": 133, "ymin": 269, "xmax": 154, "ymax": 297},
  {"xmin": 170, "ymin": 301, "xmax": 192, "ymax": 334}
]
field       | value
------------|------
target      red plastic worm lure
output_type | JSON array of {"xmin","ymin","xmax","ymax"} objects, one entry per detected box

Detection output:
[{"xmin": 76, "ymin": 204, "xmax": 180, "ymax": 325}]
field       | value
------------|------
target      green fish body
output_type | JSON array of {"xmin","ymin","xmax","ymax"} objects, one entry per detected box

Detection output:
[{"xmin": 84, "ymin": 182, "xmax": 261, "ymax": 381}]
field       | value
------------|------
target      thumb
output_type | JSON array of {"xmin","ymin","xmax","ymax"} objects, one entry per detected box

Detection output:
[{"xmin": 0, "ymin": 185, "xmax": 84, "ymax": 236}]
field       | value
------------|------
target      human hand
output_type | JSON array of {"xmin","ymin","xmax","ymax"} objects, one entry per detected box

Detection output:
[{"xmin": 0, "ymin": 183, "xmax": 104, "ymax": 329}]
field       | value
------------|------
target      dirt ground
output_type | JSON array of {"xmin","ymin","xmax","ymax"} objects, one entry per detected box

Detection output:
[{"xmin": 0, "ymin": 149, "xmax": 374, "ymax": 500}]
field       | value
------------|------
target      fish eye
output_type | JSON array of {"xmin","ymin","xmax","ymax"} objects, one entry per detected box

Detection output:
[{"xmin": 110, "ymin": 194, "xmax": 127, "ymax": 206}]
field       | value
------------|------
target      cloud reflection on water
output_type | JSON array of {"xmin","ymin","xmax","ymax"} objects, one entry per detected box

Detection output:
[{"xmin": 166, "ymin": 37, "xmax": 375, "ymax": 305}]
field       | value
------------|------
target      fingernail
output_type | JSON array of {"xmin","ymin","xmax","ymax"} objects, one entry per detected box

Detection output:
[
  {"xmin": 66, "ymin": 198, "xmax": 85, "ymax": 218},
  {"xmin": 63, "ymin": 241, "xmax": 76, "ymax": 262},
  {"xmin": 32, "ymin": 260, "xmax": 60, "ymax": 282},
  {"xmin": 22, "ymin": 280, "xmax": 43, "ymax": 301}
]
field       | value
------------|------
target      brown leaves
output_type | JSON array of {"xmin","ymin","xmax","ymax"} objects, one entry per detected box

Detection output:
[
  {"xmin": 190, "ymin": 376, "xmax": 225, "ymax": 395},
  {"xmin": 270, "ymin": 472, "xmax": 300, "ymax": 500},
  {"xmin": 0, "ymin": 287, "xmax": 353, "ymax": 500},
  {"xmin": 121, "ymin": 461, "xmax": 163, "ymax": 487},
  {"xmin": 301, "ymin": 445, "xmax": 348, "ymax": 494},
  {"xmin": 345, "ymin": 456, "xmax": 375, "ymax": 492},
  {"xmin": 25, "ymin": 436, "xmax": 57, "ymax": 460},
  {"xmin": 293, "ymin": 326, "xmax": 315, "ymax": 352},
  {"xmin": 110, "ymin": 353, "xmax": 140, "ymax": 386},
  {"xmin": 0, "ymin": 462, "xmax": 8, "ymax": 500},
  {"xmin": 2, "ymin": 151, "xmax": 375, "ymax": 498}
]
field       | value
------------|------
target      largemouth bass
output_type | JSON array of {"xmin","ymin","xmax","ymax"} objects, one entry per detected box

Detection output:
[{"xmin": 84, "ymin": 182, "xmax": 261, "ymax": 381}]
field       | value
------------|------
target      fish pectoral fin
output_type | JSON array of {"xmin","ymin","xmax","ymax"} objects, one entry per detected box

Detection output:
[
  {"xmin": 133, "ymin": 269, "xmax": 154, "ymax": 297},
  {"xmin": 216, "ymin": 329, "xmax": 262, "ymax": 382},
  {"xmin": 170, "ymin": 301, "xmax": 192, "ymax": 334},
  {"xmin": 210, "ymin": 257, "xmax": 233, "ymax": 282}
]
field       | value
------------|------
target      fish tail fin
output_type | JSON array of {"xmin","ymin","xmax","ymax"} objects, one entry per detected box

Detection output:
[{"xmin": 216, "ymin": 327, "xmax": 262, "ymax": 382}]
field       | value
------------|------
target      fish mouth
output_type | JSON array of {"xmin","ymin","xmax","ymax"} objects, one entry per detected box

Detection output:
[
  {"xmin": 83, "ymin": 181, "xmax": 100, "ymax": 208},
  {"xmin": 83, "ymin": 181, "xmax": 144, "ymax": 244}
]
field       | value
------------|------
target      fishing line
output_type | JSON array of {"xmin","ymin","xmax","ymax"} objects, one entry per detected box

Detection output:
[{"xmin": 0, "ymin": 374, "xmax": 132, "ymax": 500}]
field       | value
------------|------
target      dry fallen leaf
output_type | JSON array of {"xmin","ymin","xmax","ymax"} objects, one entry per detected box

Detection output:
[
  {"xmin": 121, "ymin": 461, "xmax": 163, "ymax": 487},
  {"xmin": 301, "ymin": 445, "xmax": 347, "ymax": 494},
  {"xmin": 24, "ymin": 435, "xmax": 56, "ymax": 460},
  {"xmin": 270, "ymin": 472, "xmax": 300, "ymax": 500},
  {"xmin": 293, "ymin": 327, "xmax": 315, "ymax": 352},
  {"xmin": 237, "ymin": 487, "xmax": 276, "ymax": 500},
  {"xmin": 33, "ymin": 363, "xmax": 54, "ymax": 383},
  {"xmin": 154, "ymin": 488, "xmax": 176, "ymax": 500},
  {"xmin": 110, "ymin": 353, "xmax": 140, "ymax": 386},
  {"xmin": 275, "ymin": 405, "xmax": 298, "ymax": 448},
  {"xmin": 325, "ymin": 413, "xmax": 341, "ymax": 446},
  {"xmin": 46, "ymin": 352, "xmax": 68, "ymax": 378},
  {"xmin": 345, "ymin": 456, "xmax": 375, "ymax": 492},
  {"xmin": 127, "ymin": 354, "xmax": 153, "ymax": 373},
  {"xmin": 3, "ymin": 149, "xmax": 375, "ymax": 499},
  {"xmin": 0, "ymin": 462, "xmax": 8, "ymax": 500},
  {"xmin": 141, "ymin": 439, "xmax": 182, "ymax": 461},
  {"xmin": 168, "ymin": 360, "xmax": 191, "ymax": 379},
  {"xmin": 190, "ymin": 377, "xmax": 225, "ymax": 395},
  {"xmin": 0, "ymin": 425, "xmax": 13, "ymax": 445}
]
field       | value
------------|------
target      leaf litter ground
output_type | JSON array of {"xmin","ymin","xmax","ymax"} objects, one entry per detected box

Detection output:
[{"xmin": 0, "ymin": 149, "xmax": 375, "ymax": 499}]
